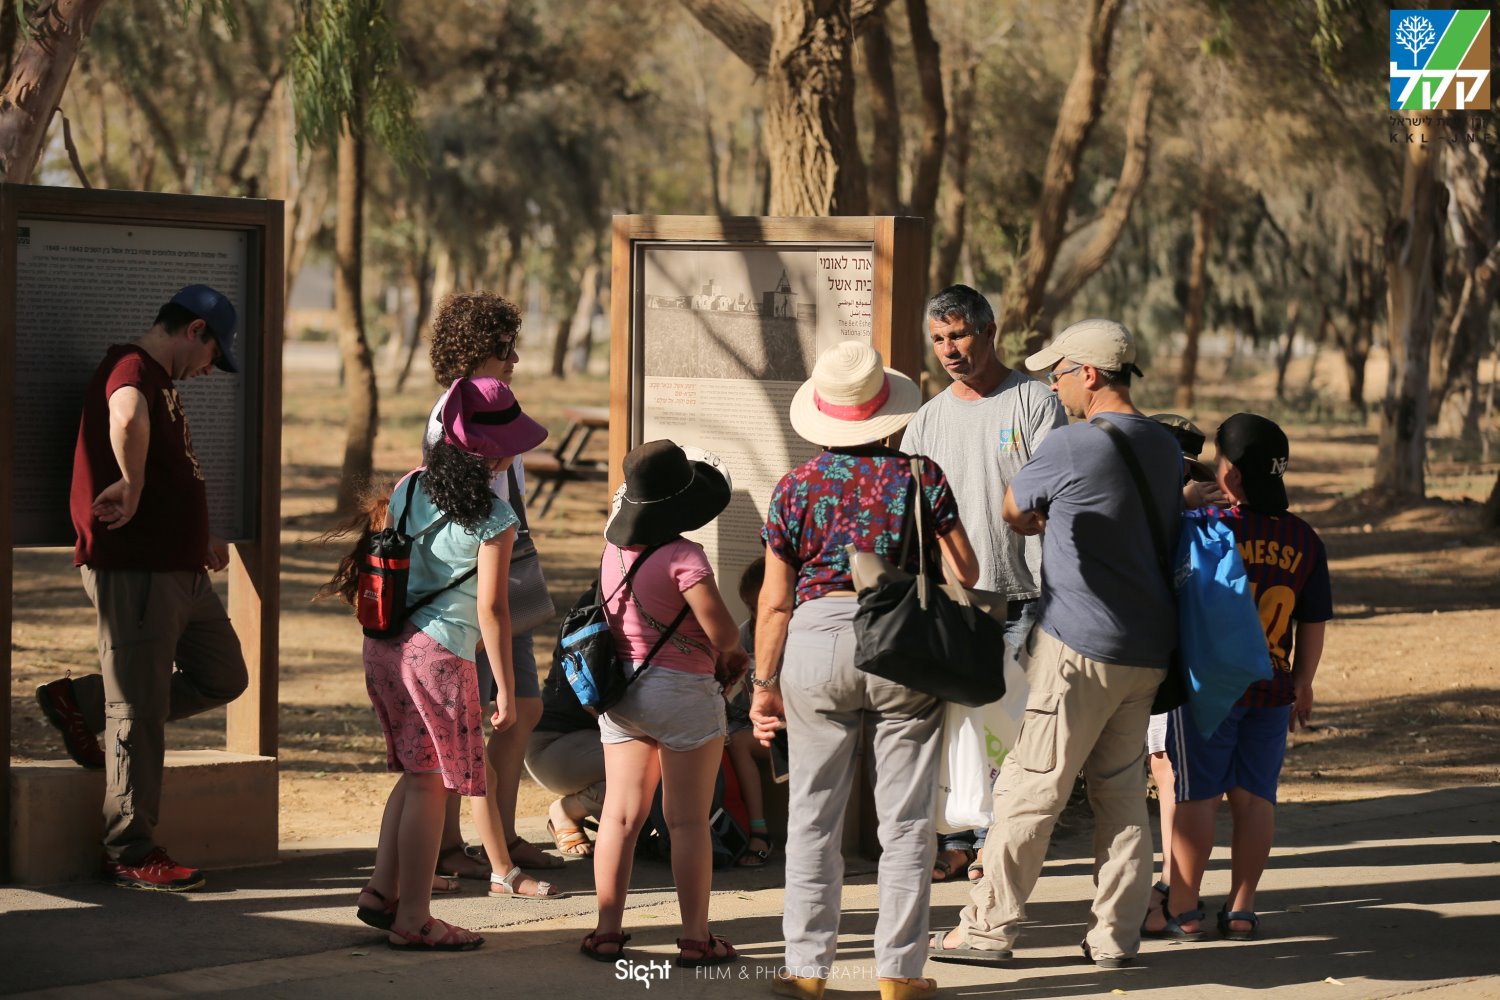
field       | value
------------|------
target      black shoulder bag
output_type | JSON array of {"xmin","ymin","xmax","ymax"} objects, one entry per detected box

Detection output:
[
  {"xmin": 1090, "ymin": 417, "xmax": 1188, "ymax": 714},
  {"xmin": 851, "ymin": 457, "xmax": 1009, "ymax": 707}
]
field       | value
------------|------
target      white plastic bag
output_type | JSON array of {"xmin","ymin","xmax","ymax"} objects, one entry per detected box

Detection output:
[{"xmin": 935, "ymin": 645, "xmax": 1029, "ymax": 834}]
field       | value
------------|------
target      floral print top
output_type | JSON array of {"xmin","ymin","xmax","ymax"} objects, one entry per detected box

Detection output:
[{"xmin": 763, "ymin": 445, "xmax": 960, "ymax": 607}]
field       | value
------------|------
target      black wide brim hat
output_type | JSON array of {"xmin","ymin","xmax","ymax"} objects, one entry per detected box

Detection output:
[{"xmin": 604, "ymin": 440, "xmax": 732, "ymax": 547}]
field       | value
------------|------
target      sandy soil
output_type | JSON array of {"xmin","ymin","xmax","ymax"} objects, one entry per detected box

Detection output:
[{"xmin": 9, "ymin": 347, "xmax": 1499, "ymax": 847}]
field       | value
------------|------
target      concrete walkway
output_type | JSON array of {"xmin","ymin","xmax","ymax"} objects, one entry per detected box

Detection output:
[{"xmin": 2, "ymin": 786, "xmax": 1497, "ymax": 999}]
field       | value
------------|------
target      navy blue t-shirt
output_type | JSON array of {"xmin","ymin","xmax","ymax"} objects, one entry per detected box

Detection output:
[{"xmin": 1009, "ymin": 412, "xmax": 1183, "ymax": 668}]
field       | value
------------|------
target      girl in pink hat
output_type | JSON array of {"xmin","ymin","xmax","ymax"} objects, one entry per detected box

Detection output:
[{"xmin": 322, "ymin": 376, "xmax": 549, "ymax": 950}]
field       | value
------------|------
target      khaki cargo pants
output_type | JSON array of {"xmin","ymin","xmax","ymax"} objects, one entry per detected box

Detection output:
[
  {"xmin": 73, "ymin": 568, "xmax": 248, "ymax": 865},
  {"xmin": 955, "ymin": 626, "xmax": 1165, "ymax": 961}
]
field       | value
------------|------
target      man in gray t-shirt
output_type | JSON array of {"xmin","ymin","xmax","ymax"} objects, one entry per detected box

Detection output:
[
  {"xmin": 935, "ymin": 317, "xmax": 1181, "ymax": 970},
  {"xmin": 904, "ymin": 285, "xmax": 1066, "ymax": 603},
  {"xmin": 905, "ymin": 284, "xmax": 1066, "ymax": 885}
]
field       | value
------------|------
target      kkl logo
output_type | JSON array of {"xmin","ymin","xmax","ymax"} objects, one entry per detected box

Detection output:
[
  {"xmin": 615, "ymin": 958, "xmax": 673, "ymax": 989},
  {"xmin": 1390, "ymin": 10, "xmax": 1490, "ymax": 110}
]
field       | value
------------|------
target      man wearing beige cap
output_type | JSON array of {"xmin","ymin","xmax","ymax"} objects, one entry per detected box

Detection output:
[{"xmin": 931, "ymin": 318, "xmax": 1183, "ymax": 970}]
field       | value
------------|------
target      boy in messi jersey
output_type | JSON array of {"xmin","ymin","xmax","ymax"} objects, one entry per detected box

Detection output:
[{"xmin": 1162, "ymin": 413, "xmax": 1331, "ymax": 942}]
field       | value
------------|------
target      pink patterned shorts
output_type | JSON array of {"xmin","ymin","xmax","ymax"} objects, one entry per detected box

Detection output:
[{"xmin": 364, "ymin": 621, "xmax": 486, "ymax": 797}]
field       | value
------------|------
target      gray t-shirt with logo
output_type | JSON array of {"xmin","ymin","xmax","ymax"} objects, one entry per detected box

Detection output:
[{"xmin": 902, "ymin": 369, "xmax": 1067, "ymax": 598}]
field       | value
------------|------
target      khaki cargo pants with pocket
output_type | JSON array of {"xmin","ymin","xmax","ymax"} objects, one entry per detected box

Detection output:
[
  {"xmin": 955, "ymin": 626, "xmax": 1165, "ymax": 961},
  {"xmin": 73, "ymin": 568, "xmax": 248, "ymax": 865}
]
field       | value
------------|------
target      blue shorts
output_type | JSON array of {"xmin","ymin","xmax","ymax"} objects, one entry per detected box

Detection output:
[
  {"xmin": 1166, "ymin": 702, "xmax": 1291, "ymax": 804},
  {"xmin": 477, "ymin": 630, "xmax": 540, "ymax": 703}
]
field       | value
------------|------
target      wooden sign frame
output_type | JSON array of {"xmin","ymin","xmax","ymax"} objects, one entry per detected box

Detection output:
[
  {"xmin": 608, "ymin": 215, "xmax": 928, "ymax": 622},
  {"xmin": 0, "ymin": 185, "xmax": 283, "ymax": 879},
  {"xmin": 609, "ymin": 215, "xmax": 928, "ymax": 484}
]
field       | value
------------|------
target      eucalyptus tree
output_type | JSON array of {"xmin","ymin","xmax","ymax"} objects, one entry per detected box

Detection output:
[
  {"xmin": 0, "ymin": 0, "xmax": 108, "ymax": 181},
  {"xmin": 290, "ymin": 0, "xmax": 420, "ymax": 513}
]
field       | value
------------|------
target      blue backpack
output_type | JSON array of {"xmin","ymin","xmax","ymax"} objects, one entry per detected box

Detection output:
[{"xmin": 1174, "ymin": 511, "xmax": 1274, "ymax": 737}]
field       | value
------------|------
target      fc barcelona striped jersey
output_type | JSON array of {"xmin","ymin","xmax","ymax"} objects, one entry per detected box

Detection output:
[{"xmin": 1204, "ymin": 505, "xmax": 1333, "ymax": 707}]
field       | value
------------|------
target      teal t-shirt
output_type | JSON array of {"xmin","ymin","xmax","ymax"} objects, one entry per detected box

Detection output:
[{"xmin": 390, "ymin": 472, "xmax": 518, "ymax": 658}]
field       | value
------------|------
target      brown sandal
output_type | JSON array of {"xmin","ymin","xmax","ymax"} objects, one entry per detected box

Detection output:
[
  {"xmin": 676, "ymin": 933, "xmax": 738, "ymax": 968},
  {"xmin": 580, "ymin": 930, "xmax": 631, "ymax": 961},
  {"xmin": 387, "ymin": 917, "xmax": 483, "ymax": 951}
]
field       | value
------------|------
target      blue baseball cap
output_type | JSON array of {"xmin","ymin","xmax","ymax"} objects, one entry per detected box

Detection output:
[{"xmin": 169, "ymin": 284, "xmax": 240, "ymax": 373}]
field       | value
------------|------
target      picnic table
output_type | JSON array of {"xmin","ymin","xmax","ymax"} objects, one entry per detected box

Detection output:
[{"xmin": 523, "ymin": 405, "xmax": 610, "ymax": 517}]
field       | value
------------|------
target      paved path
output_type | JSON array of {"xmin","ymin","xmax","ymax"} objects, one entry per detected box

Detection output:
[{"xmin": 3, "ymin": 786, "xmax": 1497, "ymax": 998}]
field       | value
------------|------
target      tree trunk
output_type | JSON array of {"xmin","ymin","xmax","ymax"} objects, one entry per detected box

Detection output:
[
  {"xmin": 931, "ymin": 58, "xmax": 974, "ymax": 291},
  {"xmin": 1274, "ymin": 299, "xmax": 1300, "ymax": 401},
  {"xmin": 766, "ymin": 0, "xmax": 867, "ymax": 215},
  {"xmin": 556, "ymin": 258, "xmax": 602, "ymax": 379},
  {"xmin": 1484, "ymin": 469, "xmax": 1500, "ymax": 528},
  {"xmin": 903, "ymin": 0, "xmax": 944, "ymax": 224},
  {"xmin": 334, "ymin": 121, "xmax": 380, "ymax": 514},
  {"xmin": 1434, "ymin": 142, "xmax": 1499, "ymax": 440},
  {"xmin": 861, "ymin": 10, "xmax": 900, "ymax": 216},
  {"xmin": 0, "ymin": 0, "xmax": 108, "ymax": 182},
  {"xmin": 1175, "ymin": 188, "xmax": 1215, "ymax": 410},
  {"xmin": 1375, "ymin": 118, "xmax": 1447, "ymax": 497},
  {"xmin": 393, "ymin": 233, "xmax": 434, "ymax": 393},
  {"xmin": 998, "ymin": 0, "xmax": 1124, "ymax": 351}
]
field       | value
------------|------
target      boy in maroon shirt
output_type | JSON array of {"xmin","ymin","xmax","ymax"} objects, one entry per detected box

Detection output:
[
  {"xmin": 36, "ymin": 285, "xmax": 249, "ymax": 892},
  {"xmin": 1161, "ymin": 413, "xmax": 1332, "ymax": 941}
]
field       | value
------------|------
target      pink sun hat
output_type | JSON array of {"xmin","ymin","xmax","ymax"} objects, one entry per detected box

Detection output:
[{"xmin": 440, "ymin": 376, "xmax": 549, "ymax": 459}]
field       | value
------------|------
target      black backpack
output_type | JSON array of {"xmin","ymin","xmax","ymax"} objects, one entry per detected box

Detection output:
[{"xmin": 635, "ymin": 763, "xmax": 750, "ymax": 869}]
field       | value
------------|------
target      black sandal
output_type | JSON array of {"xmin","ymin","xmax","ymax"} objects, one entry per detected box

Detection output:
[{"xmin": 737, "ymin": 834, "xmax": 772, "ymax": 867}]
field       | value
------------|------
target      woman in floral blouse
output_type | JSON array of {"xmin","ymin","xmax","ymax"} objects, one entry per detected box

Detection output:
[{"xmin": 750, "ymin": 341, "xmax": 978, "ymax": 1000}]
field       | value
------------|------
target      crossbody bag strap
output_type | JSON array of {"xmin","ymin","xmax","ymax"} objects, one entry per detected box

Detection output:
[
  {"xmin": 506, "ymin": 463, "xmax": 531, "ymax": 540},
  {"xmin": 617, "ymin": 546, "xmax": 712, "ymax": 655},
  {"xmin": 1090, "ymin": 416, "xmax": 1171, "ymax": 581},
  {"xmin": 628, "ymin": 601, "xmax": 693, "ymax": 684}
]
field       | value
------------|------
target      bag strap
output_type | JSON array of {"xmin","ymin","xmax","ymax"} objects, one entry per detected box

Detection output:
[
  {"xmin": 393, "ymin": 470, "xmax": 479, "ymax": 618},
  {"xmin": 616, "ymin": 546, "xmax": 713, "ymax": 655},
  {"xmin": 506, "ymin": 463, "xmax": 531, "ymax": 539},
  {"xmin": 400, "ymin": 470, "xmax": 456, "ymax": 542},
  {"xmin": 628, "ymin": 602, "xmax": 692, "ymax": 684},
  {"xmin": 1090, "ymin": 416, "xmax": 1171, "ymax": 581}
]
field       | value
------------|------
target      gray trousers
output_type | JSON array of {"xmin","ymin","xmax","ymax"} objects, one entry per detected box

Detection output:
[
  {"xmin": 74, "ymin": 568, "xmax": 248, "ymax": 864},
  {"xmin": 781, "ymin": 596, "xmax": 943, "ymax": 979}
]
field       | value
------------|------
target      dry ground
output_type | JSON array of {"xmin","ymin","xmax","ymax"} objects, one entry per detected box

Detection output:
[{"xmin": 9, "ymin": 346, "xmax": 1499, "ymax": 845}]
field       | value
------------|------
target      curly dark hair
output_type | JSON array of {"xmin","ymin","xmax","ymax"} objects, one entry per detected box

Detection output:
[
  {"xmin": 316, "ymin": 446, "xmax": 497, "ymax": 608},
  {"xmin": 428, "ymin": 291, "xmax": 522, "ymax": 387},
  {"xmin": 423, "ymin": 441, "xmax": 498, "ymax": 530}
]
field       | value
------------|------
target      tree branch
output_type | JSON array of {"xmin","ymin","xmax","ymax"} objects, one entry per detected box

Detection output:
[{"xmin": 1043, "ymin": 59, "xmax": 1155, "ymax": 314}]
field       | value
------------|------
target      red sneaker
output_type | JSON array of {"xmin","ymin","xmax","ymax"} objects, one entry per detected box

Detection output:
[
  {"xmin": 35, "ymin": 678, "xmax": 105, "ymax": 769},
  {"xmin": 103, "ymin": 847, "xmax": 206, "ymax": 892}
]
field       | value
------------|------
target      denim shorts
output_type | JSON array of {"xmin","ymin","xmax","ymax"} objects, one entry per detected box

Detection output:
[
  {"xmin": 598, "ymin": 666, "xmax": 727, "ymax": 752},
  {"xmin": 477, "ymin": 629, "xmax": 540, "ymax": 703}
]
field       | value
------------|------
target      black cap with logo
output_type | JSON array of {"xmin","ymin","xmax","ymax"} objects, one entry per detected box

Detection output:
[{"xmin": 1216, "ymin": 412, "xmax": 1289, "ymax": 514}]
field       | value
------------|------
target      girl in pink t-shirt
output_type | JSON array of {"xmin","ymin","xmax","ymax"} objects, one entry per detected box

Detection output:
[{"xmin": 580, "ymin": 441, "xmax": 748, "ymax": 969}]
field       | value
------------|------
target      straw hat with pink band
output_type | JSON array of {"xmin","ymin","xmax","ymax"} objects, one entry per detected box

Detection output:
[{"xmin": 788, "ymin": 340, "xmax": 922, "ymax": 447}]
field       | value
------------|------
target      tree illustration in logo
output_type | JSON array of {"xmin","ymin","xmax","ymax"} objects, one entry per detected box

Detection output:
[{"xmin": 1395, "ymin": 15, "xmax": 1437, "ymax": 65}]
